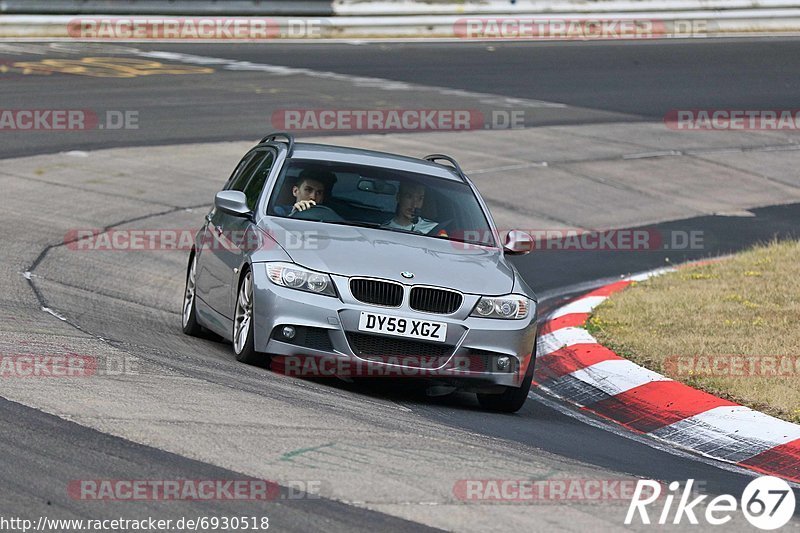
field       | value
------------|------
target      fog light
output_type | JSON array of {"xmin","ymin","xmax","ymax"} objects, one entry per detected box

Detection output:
[
  {"xmin": 496, "ymin": 356, "xmax": 511, "ymax": 371},
  {"xmin": 282, "ymin": 326, "xmax": 296, "ymax": 339}
]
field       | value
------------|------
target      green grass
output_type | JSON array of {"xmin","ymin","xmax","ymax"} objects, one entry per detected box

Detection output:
[{"xmin": 589, "ymin": 239, "xmax": 800, "ymax": 423}]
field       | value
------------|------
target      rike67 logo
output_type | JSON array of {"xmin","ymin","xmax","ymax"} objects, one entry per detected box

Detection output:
[{"xmin": 626, "ymin": 477, "xmax": 796, "ymax": 530}]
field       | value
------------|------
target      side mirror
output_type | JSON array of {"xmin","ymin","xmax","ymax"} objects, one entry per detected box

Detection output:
[
  {"xmin": 214, "ymin": 190, "xmax": 251, "ymax": 218},
  {"xmin": 503, "ymin": 230, "xmax": 533, "ymax": 255}
]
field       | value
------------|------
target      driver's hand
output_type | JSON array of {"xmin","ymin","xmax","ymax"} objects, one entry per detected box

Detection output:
[{"xmin": 292, "ymin": 200, "xmax": 316, "ymax": 213}]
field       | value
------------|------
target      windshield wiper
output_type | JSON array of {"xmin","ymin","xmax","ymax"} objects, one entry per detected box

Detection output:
[
  {"xmin": 323, "ymin": 220, "xmax": 420, "ymax": 236},
  {"xmin": 325, "ymin": 220, "xmax": 385, "ymax": 229},
  {"xmin": 436, "ymin": 234, "xmax": 497, "ymax": 248}
]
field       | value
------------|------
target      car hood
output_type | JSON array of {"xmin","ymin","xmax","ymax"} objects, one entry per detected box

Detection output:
[{"xmin": 263, "ymin": 218, "xmax": 514, "ymax": 295}]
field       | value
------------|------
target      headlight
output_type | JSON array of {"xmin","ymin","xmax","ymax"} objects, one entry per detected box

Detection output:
[
  {"xmin": 266, "ymin": 262, "xmax": 336, "ymax": 297},
  {"xmin": 470, "ymin": 295, "xmax": 531, "ymax": 319}
]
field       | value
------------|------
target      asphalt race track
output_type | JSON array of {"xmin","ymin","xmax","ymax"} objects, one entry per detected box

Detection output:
[
  {"xmin": 2, "ymin": 39, "xmax": 800, "ymax": 531},
  {"xmin": 3, "ymin": 38, "xmax": 800, "ymax": 158}
]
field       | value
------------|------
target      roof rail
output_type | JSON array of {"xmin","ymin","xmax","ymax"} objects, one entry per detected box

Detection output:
[
  {"xmin": 260, "ymin": 131, "xmax": 295, "ymax": 156},
  {"xmin": 423, "ymin": 154, "xmax": 466, "ymax": 180}
]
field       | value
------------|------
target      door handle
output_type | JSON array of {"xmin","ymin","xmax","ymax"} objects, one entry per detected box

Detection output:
[{"xmin": 215, "ymin": 225, "xmax": 224, "ymax": 236}]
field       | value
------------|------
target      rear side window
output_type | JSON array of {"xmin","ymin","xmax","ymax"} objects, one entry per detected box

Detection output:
[
  {"xmin": 242, "ymin": 152, "xmax": 275, "ymax": 211},
  {"xmin": 226, "ymin": 151, "xmax": 268, "ymax": 192}
]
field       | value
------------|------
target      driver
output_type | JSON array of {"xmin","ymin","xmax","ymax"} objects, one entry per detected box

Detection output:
[
  {"xmin": 274, "ymin": 169, "xmax": 336, "ymax": 216},
  {"xmin": 384, "ymin": 181, "xmax": 445, "ymax": 236}
]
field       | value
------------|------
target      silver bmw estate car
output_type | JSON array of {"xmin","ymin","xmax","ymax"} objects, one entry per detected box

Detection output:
[{"xmin": 182, "ymin": 132, "xmax": 538, "ymax": 412}]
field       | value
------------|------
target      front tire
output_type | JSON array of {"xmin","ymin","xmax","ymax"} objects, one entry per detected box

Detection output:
[
  {"xmin": 232, "ymin": 269, "xmax": 262, "ymax": 365},
  {"xmin": 182, "ymin": 253, "xmax": 203, "ymax": 337}
]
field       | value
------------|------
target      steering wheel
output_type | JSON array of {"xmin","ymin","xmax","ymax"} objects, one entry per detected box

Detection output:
[{"xmin": 289, "ymin": 204, "xmax": 345, "ymax": 223}]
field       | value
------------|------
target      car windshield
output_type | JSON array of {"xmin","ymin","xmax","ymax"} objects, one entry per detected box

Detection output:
[{"xmin": 266, "ymin": 159, "xmax": 497, "ymax": 247}]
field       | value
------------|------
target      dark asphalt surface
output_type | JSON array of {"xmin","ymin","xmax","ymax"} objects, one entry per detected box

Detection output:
[
  {"xmin": 2, "ymin": 38, "xmax": 800, "ymax": 158},
  {"xmin": 153, "ymin": 39, "xmax": 800, "ymax": 116},
  {"xmin": 0, "ymin": 397, "xmax": 439, "ymax": 533},
  {"xmin": 2, "ymin": 39, "xmax": 800, "ymax": 528}
]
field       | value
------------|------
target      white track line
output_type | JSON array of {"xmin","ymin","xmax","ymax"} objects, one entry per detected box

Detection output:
[
  {"xmin": 549, "ymin": 295, "xmax": 608, "ymax": 318},
  {"xmin": 538, "ymin": 326, "xmax": 597, "ymax": 356},
  {"xmin": 567, "ymin": 359, "xmax": 671, "ymax": 396}
]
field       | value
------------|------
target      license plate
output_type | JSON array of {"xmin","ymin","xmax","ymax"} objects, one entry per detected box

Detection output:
[{"xmin": 358, "ymin": 312, "xmax": 447, "ymax": 343}]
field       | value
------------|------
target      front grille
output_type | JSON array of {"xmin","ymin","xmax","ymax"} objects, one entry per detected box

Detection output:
[
  {"xmin": 409, "ymin": 287, "xmax": 463, "ymax": 314},
  {"xmin": 350, "ymin": 278, "xmax": 403, "ymax": 307},
  {"xmin": 347, "ymin": 333, "xmax": 453, "ymax": 367}
]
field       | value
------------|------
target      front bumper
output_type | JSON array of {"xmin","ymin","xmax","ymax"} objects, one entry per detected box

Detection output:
[{"xmin": 251, "ymin": 268, "xmax": 538, "ymax": 388}]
